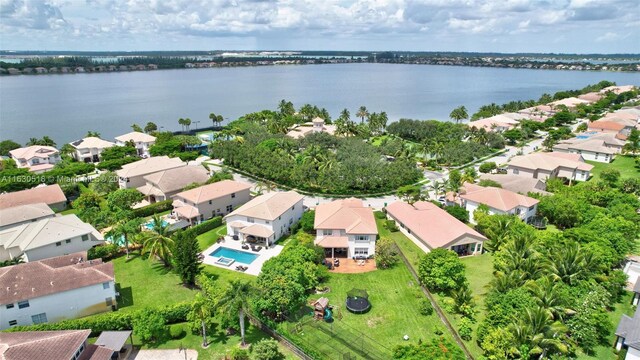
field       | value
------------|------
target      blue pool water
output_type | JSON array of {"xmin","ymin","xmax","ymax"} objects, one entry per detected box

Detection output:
[
  {"xmin": 210, "ymin": 247, "xmax": 259, "ymax": 264},
  {"xmin": 145, "ymin": 220, "xmax": 169, "ymax": 230},
  {"xmin": 576, "ymin": 131, "xmax": 599, "ymax": 139}
]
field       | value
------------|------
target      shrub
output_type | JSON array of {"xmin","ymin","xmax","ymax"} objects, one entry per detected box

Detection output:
[
  {"xmin": 299, "ymin": 211, "xmax": 315, "ymax": 232},
  {"xmin": 250, "ymin": 338, "xmax": 285, "ymax": 360},
  {"xmin": 88, "ymin": 243, "xmax": 120, "ymax": 260},
  {"xmin": 132, "ymin": 199, "xmax": 173, "ymax": 218},
  {"xmin": 444, "ymin": 205, "xmax": 469, "ymax": 223},
  {"xmin": 433, "ymin": 325, "xmax": 444, "ymax": 335},
  {"xmin": 169, "ymin": 323, "xmax": 186, "ymax": 339},
  {"xmin": 133, "ymin": 308, "xmax": 166, "ymax": 342},
  {"xmin": 184, "ymin": 216, "xmax": 222, "ymax": 238},
  {"xmin": 418, "ymin": 249, "xmax": 466, "ymax": 292},
  {"xmin": 375, "ymin": 211, "xmax": 386, "ymax": 219},
  {"xmin": 384, "ymin": 220, "xmax": 399, "ymax": 232},
  {"xmin": 458, "ymin": 317, "xmax": 473, "ymax": 341},
  {"xmin": 419, "ymin": 299, "xmax": 434, "ymax": 316},
  {"xmin": 230, "ymin": 347, "xmax": 250, "ymax": 360},
  {"xmin": 96, "ymin": 157, "xmax": 139, "ymax": 171},
  {"xmin": 478, "ymin": 162, "xmax": 497, "ymax": 173}
]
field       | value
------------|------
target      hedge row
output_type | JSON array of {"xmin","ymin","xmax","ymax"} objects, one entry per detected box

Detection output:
[
  {"xmin": 184, "ymin": 216, "xmax": 222, "ymax": 238},
  {"xmin": 132, "ymin": 200, "xmax": 173, "ymax": 218},
  {"xmin": 5, "ymin": 302, "xmax": 191, "ymax": 336}
]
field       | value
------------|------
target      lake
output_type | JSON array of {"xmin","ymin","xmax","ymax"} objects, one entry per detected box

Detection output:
[{"xmin": 1, "ymin": 63, "xmax": 638, "ymax": 144}]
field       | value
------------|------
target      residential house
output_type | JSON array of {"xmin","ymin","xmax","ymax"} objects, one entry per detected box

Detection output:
[
  {"xmin": 137, "ymin": 165, "xmax": 209, "ymax": 203},
  {"xmin": 0, "ymin": 329, "xmax": 133, "ymax": 360},
  {"xmin": 0, "ymin": 252, "xmax": 115, "ymax": 330},
  {"xmin": 0, "ymin": 203, "xmax": 55, "ymax": 231},
  {"xmin": 116, "ymin": 156, "xmax": 185, "ymax": 189},
  {"xmin": 578, "ymin": 92, "xmax": 604, "ymax": 102},
  {"xmin": 517, "ymin": 105, "xmax": 555, "ymax": 122},
  {"xmin": 114, "ymin": 131, "xmax": 156, "ymax": 157},
  {"xmin": 313, "ymin": 198, "xmax": 378, "ymax": 259},
  {"xmin": 553, "ymin": 132, "xmax": 624, "ymax": 163},
  {"xmin": 548, "ymin": 97, "xmax": 591, "ymax": 110},
  {"xmin": 624, "ymin": 258, "xmax": 640, "ymax": 297},
  {"xmin": 507, "ymin": 152, "xmax": 593, "ymax": 182},
  {"xmin": 224, "ymin": 191, "xmax": 304, "ymax": 246},
  {"xmin": 69, "ymin": 137, "xmax": 115, "ymax": 163},
  {"xmin": 0, "ymin": 214, "xmax": 104, "ymax": 262},
  {"xmin": 7, "ymin": 68, "xmax": 21, "ymax": 75},
  {"xmin": 455, "ymin": 183, "xmax": 539, "ymax": 223},
  {"xmin": 286, "ymin": 117, "xmax": 337, "ymax": 139},
  {"xmin": 479, "ymin": 174, "xmax": 549, "ymax": 195},
  {"xmin": 148, "ymin": 64, "xmax": 158, "ymax": 70},
  {"xmin": 172, "ymin": 180, "xmax": 252, "ymax": 225},
  {"xmin": 469, "ymin": 114, "xmax": 520, "ymax": 133},
  {"xmin": 0, "ymin": 184, "xmax": 67, "ymax": 211},
  {"xmin": 615, "ymin": 307, "xmax": 640, "ymax": 359},
  {"xmin": 9, "ymin": 145, "xmax": 61, "ymax": 173},
  {"xmin": 632, "ymin": 278, "xmax": 640, "ymax": 307},
  {"xmin": 34, "ymin": 67, "xmax": 48, "ymax": 74},
  {"xmin": 601, "ymin": 85, "xmax": 636, "ymax": 95},
  {"xmin": 386, "ymin": 201, "xmax": 487, "ymax": 256}
]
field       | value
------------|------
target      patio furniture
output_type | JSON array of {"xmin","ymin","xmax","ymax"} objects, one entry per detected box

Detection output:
[{"xmin": 241, "ymin": 244, "xmax": 250, "ymax": 250}]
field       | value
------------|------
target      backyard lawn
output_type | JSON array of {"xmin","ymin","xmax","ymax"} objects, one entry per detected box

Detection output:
[
  {"xmin": 196, "ymin": 224, "xmax": 228, "ymax": 250},
  {"xmin": 587, "ymin": 155, "xmax": 639, "ymax": 181}
]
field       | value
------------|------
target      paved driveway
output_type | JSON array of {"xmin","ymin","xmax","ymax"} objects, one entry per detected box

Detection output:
[{"xmin": 130, "ymin": 349, "xmax": 198, "ymax": 360}]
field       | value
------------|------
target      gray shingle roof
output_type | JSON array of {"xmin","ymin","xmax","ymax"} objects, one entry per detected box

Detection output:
[{"xmin": 616, "ymin": 308, "xmax": 640, "ymax": 351}]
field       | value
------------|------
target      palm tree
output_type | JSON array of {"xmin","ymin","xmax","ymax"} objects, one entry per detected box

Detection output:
[
  {"xmin": 510, "ymin": 307, "xmax": 569, "ymax": 358},
  {"xmin": 85, "ymin": 131, "xmax": 101, "ymax": 138},
  {"xmin": 106, "ymin": 214, "xmax": 144, "ymax": 259},
  {"xmin": 356, "ymin": 106, "xmax": 369, "ymax": 124},
  {"xmin": 255, "ymin": 181, "xmax": 276, "ymax": 195},
  {"xmin": 178, "ymin": 118, "xmax": 185, "ymax": 131},
  {"xmin": 339, "ymin": 108, "xmax": 350, "ymax": 122},
  {"xmin": 217, "ymin": 280, "xmax": 254, "ymax": 346},
  {"xmin": 461, "ymin": 167, "xmax": 477, "ymax": 184},
  {"xmin": 549, "ymin": 243, "xmax": 589, "ymax": 285},
  {"xmin": 449, "ymin": 105, "xmax": 468, "ymax": 124},
  {"xmin": 483, "ymin": 216, "xmax": 513, "ymax": 252},
  {"xmin": 40, "ymin": 136, "xmax": 56, "ymax": 147},
  {"xmin": 184, "ymin": 118, "xmax": 192, "ymax": 132},
  {"xmin": 140, "ymin": 215, "xmax": 174, "ymax": 267},
  {"xmin": 209, "ymin": 113, "xmax": 224, "ymax": 128},
  {"xmin": 26, "ymin": 137, "xmax": 39, "ymax": 146},
  {"xmin": 525, "ymin": 277, "xmax": 571, "ymax": 321},
  {"xmin": 192, "ymin": 293, "xmax": 212, "ymax": 347},
  {"xmin": 428, "ymin": 180, "xmax": 446, "ymax": 200}
]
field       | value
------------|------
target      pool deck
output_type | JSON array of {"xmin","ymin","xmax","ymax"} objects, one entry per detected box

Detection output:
[{"xmin": 202, "ymin": 239, "xmax": 284, "ymax": 276}]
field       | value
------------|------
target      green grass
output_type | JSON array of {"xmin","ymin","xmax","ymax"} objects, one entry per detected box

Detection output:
[
  {"xmin": 196, "ymin": 224, "xmax": 228, "ymax": 251},
  {"xmin": 587, "ymin": 155, "xmax": 640, "ymax": 181},
  {"xmin": 59, "ymin": 208, "xmax": 78, "ymax": 215},
  {"xmin": 376, "ymin": 212, "xmax": 491, "ymax": 359},
  {"xmin": 282, "ymin": 264, "xmax": 451, "ymax": 359}
]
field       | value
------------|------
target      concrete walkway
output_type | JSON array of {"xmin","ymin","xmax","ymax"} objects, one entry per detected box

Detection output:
[{"xmin": 130, "ymin": 349, "xmax": 198, "ymax": 360}]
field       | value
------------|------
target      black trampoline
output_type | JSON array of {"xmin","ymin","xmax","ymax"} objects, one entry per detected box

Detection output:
[{"xmin": 345, "ymin": 288, "xmax": 371, "ymax": 314}]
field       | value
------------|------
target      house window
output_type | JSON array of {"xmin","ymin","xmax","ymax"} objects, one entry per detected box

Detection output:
[
  {"xmin": 17, "ymin": 300, "xmax": 29, "ymax": 309},
  {"xmin": 291, "ymin": 205, "xmax": 295, "ymax": 210},
  {"xmin": 231, "ymin": 193, "xmax": 236, "ymax": 198},
  {"xmin": 247, "ymin": 217, "xmax": 255, "ymax": 223},
  {"xmin": 208, "ymin": 200, "xmax": 212, "ymax": 205},
  {"xmin": 355, "ymin": 235, "xmax": 369, "ymax": 241},
  {"xmin": 515, "ymin": 208, "xmax": 522, "ymax": 215},
  {"xmin": 323, "ymin": 230, "xmax": 332, "ymax": 236},
  {"xmin": 354, "ymin": 248, "xmax": 369, "ymax": 256},
  {"xmin": 31, "ymin": 313, "xmax": 47, "ymax": 324},
  {"xmin": 8, "ymin": 320, "xmax": 17, "ymax": 326},
  {"xmin": 513, "ymin": 168, "xmax": 519, "ymax": 175},
  {"xmin": 226, "ymin": 205, "xmax": 233, "ymax": 212},
  {"xmin": 65, "ymin": 239, "xmax": 71, "ymax": 244},
  {"xmin": 289, "ymin": 218, "xmax": 293, "ymax": 225},
  {"xmin": 265, "ymin": 220, "xmax": 270, "ymax": 224},
  {"xmin": 56, "ymin": 242, "xmax": 62, "ymax": 246},
  {"xmin": 528, "ymin": 206, "xmax": 535, "ymax": 211},
  {"xmin": 105, "ymin": 297, "xmax": 113, "ymax": 306},
  {"xmin": 278, "ymin": 216, "xmax": 281, "ymax": 220},
  {"xmin": 6, "ymin": 303, "xmax": 14, "ymax": 309},
  {"xmin": 103, "ymin": 282, "xmax": 110, "ymax": 289},
  {"xmin": 81, "ymin": 234, "xmax": 89, "ymax": 241}
]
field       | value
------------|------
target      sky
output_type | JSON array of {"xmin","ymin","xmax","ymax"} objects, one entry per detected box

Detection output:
[{"xmin": 0, "ymin": 0, "xmax": 639, "ymax": 53}]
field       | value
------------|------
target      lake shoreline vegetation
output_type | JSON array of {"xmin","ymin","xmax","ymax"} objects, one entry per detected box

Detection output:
[
  {"xmin": 1, "ymin": 51, "xmax": 639, "ymax": 76},
  {"xmin": 1, "ymin": 80, "xmax": 639, "ymax": 360}
]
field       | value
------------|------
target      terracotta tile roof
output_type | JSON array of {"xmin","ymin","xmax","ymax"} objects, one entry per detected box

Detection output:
[
  {"xmin": 600, "ymin": 85, "xmax": 636, "ymax": 94},
  {"xmin": 142, "ymin": 166, "xmax": 209, "ymax": 194},
  {"xmin": 578, "ymin": 92, "xmax": 603, "ymax": 102},
  {"xmin": 0, "ymin": 252, "xmax": 114, "ymax": 304},
  {"xmin": 459, "ymin": 183, "xmax": 539, "ymax": 212},
  {"xmin": 588, "ymin": 120, "xmax": 626, "ymax": 131},
  {"xmin": 508, "ymin": 152, "xmax": 593, "ymax": 172},
  {"xmin": 0, "ymin": 203, "xmax": 54, "ymax": 229},
  {"xmin": 69, "ymin": 137, "xmax": 115, "ymax": 150},
  {"xmin": 239, "ymin": 224, "xmax": 274, "ymax": 238},
  {"xmin": 314, "ymin": 198, "xmax": 377, "ymax": 234},
  {"xmin": 114, "ymin": 131, "xmax": 156, "ymax": 143},
  {"xmin": 315, "ymin": 236, "xmax": 349, "ymax": 248},
  {"xmin": 116, "ymin": 156, "xmax": 185, "ymax": 178},
  {"xmin": 0, "ymin": 184, "xmax": 67, "ymax": 209},
  {"xmin": 225, "ymin": 191, "xmax": 303, "ymax": 221},
  {"xmin": 173, "ymin": 204, "xmax": 200, "ymax": 219},
  {"xmin": 386, "ymin": 201, "xmax": 486, "ymax": 249},
  {"xmin": 28, "ymin": 163, "xmax": 56, "ymax": 172},
  {"xmin": 553, "ymin": 139, "xmax": 617, "ymax": 155},
  {"xmin": 479, "ymin": 174, "xmax": 549, "ymax": 195},
  {"xmin": 549, "ymin": 97, "xmax": 590, "ymax": 108},
  {"xmin": 9, "ymin": 146, "xmax": 59, "ymax": 161},
  {"xmin": 0, "ymin": 330, "xmax": 90, "ymax": 360},
  {"xmin": 174, "ymin": 180, "xmax": 251, "ymax": 204}
]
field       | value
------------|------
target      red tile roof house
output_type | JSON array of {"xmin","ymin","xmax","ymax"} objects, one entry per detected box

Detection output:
[
  {"xmin": 114, "ymin": 131, "xmax": 157, "ymax": 158},
  {"xmin": 455, "ymin": 183, "xmax": 540, "ymax": 224},
  {"xmin": 0, "ymin": 252, "xmax": 115, "ymax": 330},
  {"xmin": 0, "ymin": 184, "xmax": 67, "ymax": 211},
  {"xmin": 69, "ymin": 137, "xmax": 116, "ymax": 163},
  {"xmin": 385, "ymin": 201, "xmax": 487, "ymax": 257},
  {"xmin": 313, "ymin": 198, "xmax": 378, "ymax": 259},
  {"xmin": 0, "ymin": 329, "xmax": 133, "ymax": 360},
  {"xmin": 136, "ymin": 165, "xmax": 209, "ymax": 204},
  {"xmin": 116, "ymin": 156, "xmax": 185, "ymax": 190},
  {"xmin": 9, "ymin": 145, "xmax": 61, "ymax": 173},
  {"xmin": 172, "ymin": 180, "xmax": 252, "ymax": 226},
  {"xmin": 507, "ymin": 152, "xmax": 594, "ymax": 183}
]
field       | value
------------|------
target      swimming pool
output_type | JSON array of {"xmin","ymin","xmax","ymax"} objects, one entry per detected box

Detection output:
[
  {"xmin": 576, "ymin": 131, "xmax": 599, "ymax": 139},
  {"xmin": 210, "ymin": 247, "xmax": 259, "ymax": 264},
  {"xmin": 145, "ymin": 220, "xmax": 169, "ymax": 230}
]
